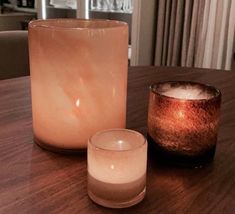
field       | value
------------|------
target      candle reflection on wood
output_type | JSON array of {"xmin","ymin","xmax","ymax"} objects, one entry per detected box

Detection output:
[{"xmin": 147, "ymin": 81, "xmax": 221, "ymax": 167}]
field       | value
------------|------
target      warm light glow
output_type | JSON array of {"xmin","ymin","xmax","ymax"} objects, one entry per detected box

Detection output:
[
  {"xmin": 75, "ymin": 98, "xmax": 80, "ymax": 107},
  {"xmin": 148, "ymin": 81, "xmax": 221, "ymax": 166},
  {"xmin": 117, "ymin": 140, "xmax": 124, "ymax": 144},
  {"xmin": 29, "ymin": 19, "xmax": 128, "ymax": 150},
  {"xmin": 177, "ymin": 110, "xmax": 185, "ymax": 119},
  {"xmin": 87, "ymin": 129, "xmax": 147, "ymax": 207},
  {"xmin": 88, "ymin": 129, "xmax": 147, "ymax": 183},
  {"xmin": 117, "ymin": 140, "xmax": 124, "ymax": 150}
]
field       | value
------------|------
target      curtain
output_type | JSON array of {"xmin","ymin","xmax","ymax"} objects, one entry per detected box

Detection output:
[{"xmin": 154, "ymin": 0, "xmax": 235, "ymax": 70}]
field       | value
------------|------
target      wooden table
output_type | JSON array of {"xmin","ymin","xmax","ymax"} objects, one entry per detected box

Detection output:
[{"xmin": 0, "ymin": 66, "xmax": 235, "ymax": 214}]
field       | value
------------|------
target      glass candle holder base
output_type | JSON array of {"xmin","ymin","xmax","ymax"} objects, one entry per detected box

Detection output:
[
  {"xmin": 87, "ymin": 129, "xmax": 147, "ymax": 208},
  {"xmin": 147, "ymin": 134, "xmax": 216, "ymax": 168},
  {"xmin": 88, "ymin": 189, "xmax": 145, "ymax": 208},
  {"xmin": 34, "ymin": 137, "xmax": 86, "ymax": 154},
  {"xmin": 88, "ymin": 174, "xmax": 146, "ymax": 208}
]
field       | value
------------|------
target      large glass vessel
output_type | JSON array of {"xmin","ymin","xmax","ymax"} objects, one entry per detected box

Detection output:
[{"xmin": 29, "ymin": 19, "xmax": 128, "ymax": 152}]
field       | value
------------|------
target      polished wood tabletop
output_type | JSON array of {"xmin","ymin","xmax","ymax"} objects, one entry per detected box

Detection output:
[{"xmin": 0, "ymin": 66, "xmax": 235, "ymax": 214}]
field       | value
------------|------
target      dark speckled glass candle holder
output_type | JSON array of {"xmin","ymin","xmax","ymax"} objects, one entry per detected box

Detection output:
[{"xmin": 147, "ymin": 81, "xmax": 221, "ymax": 167}]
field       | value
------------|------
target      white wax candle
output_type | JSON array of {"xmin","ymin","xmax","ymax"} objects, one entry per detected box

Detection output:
[{"xmin": 158, "ymin": 83, "xmax": 213, "ymax": 100}]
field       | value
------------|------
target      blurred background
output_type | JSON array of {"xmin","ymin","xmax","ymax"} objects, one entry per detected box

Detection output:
[{"xmin": 0, "ymin": 0, "xmax": 234, "ymax": 71}]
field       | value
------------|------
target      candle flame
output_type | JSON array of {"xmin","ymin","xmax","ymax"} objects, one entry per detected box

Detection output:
[
  {"xmin": 117, "ymin": 140, "xmax": 124, "ymax": 144},
  {"xmin": 75, "ymin": 99, "xmax": 80, "ymax": 107},
  {"xmin": 177, "ymin": 110, "xmax": 185, "ymax": 119}
]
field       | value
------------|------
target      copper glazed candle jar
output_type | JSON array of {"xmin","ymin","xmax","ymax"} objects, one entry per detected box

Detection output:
[
  {"xmin": 147, "ymin": 81, "xmax": 221, "ymax": 167},
  {"xmin": 28, "ymin": 19, "xmax": 128, "ymax": 152}
]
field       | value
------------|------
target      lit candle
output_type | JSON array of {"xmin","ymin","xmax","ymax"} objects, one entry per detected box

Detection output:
[
  {"xmin": 28, "ymin": 19, "xmax": 128, "ymax": 152},
  {"xmin": 88, "ymin": 129, "xmax": 147, "ymax": 208},
  {"xmin": 147, "ymin": 81, "xmax": 221, "ymax": 167}
]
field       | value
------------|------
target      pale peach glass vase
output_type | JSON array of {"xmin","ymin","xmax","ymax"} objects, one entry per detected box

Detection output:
[{"xmin": 28, "ymin": 19, "xmax": 128, "ymax": 152}]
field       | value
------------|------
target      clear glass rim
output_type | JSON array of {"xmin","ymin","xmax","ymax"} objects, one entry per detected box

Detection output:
[
  {"xmin": 29, "ymin": 18, "xmax": 128, "ymax": 30},
  {"xmin": 88, "ymin": 128, "xmax": 147, "ymax": 152},
  {"xmin": 149, "ymin": 81, "xmax": 221, "ymax": 102}
]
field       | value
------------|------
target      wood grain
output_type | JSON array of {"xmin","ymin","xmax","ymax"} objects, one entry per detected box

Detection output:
[{"xmin": 0, "ymin": 66, "xmax": 235, "ymax": 214}]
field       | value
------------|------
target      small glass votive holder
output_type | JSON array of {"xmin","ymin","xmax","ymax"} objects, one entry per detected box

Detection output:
[
  {"xmin": 88, "ymin": 129, "xmax": 147, "ymax": 208},
  {"xmin": 147, "ymin": 81, "xmax": 221, "ymax": 167}
]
